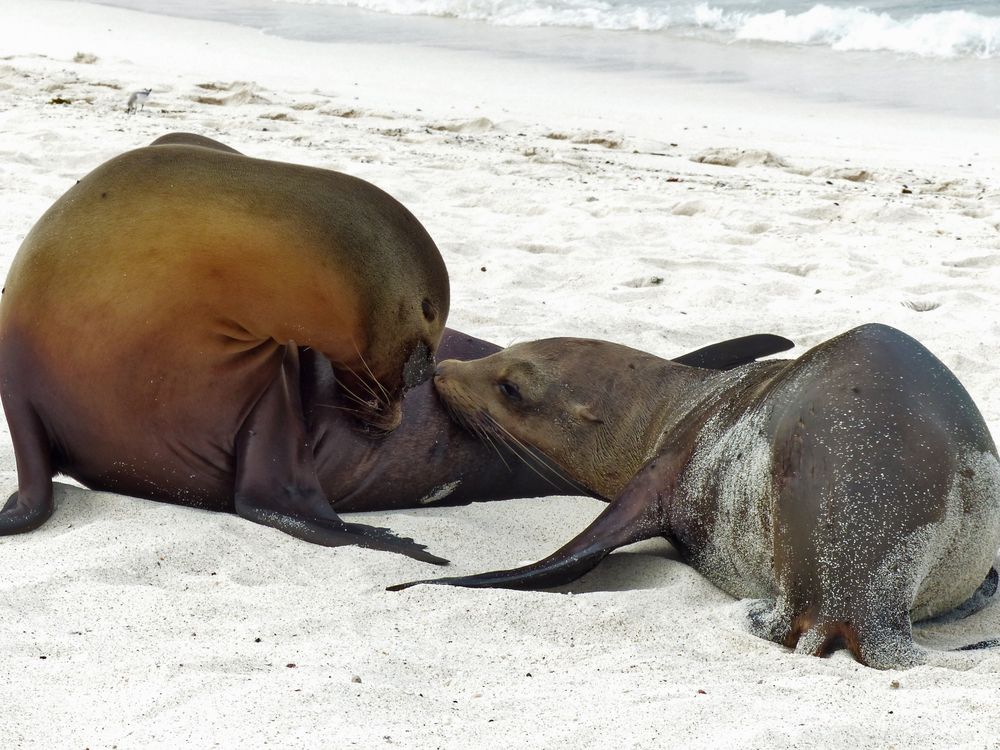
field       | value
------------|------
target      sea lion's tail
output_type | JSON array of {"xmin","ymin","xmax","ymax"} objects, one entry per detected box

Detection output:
[{"xmin": 387, "ymin": 476, "xmax": 665, "ymax": 592}]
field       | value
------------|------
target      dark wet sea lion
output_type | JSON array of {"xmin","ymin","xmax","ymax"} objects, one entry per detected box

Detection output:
[
  {"xmin": 392, "ymin": 324, "xmax": 1000, "ymax": 669},
  {"xmin": 0, "ymin": 133, "xmax": 795, "ymax": 565},
  {"xmin": 0, "ymin": 138, "xmax": 449, "ymax": 562}
]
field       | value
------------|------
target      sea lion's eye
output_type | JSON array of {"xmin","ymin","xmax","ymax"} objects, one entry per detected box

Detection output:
[
  {"xmin": 498, "ymin": 380, "xmax": 521, "ymax": 401},
  {"xmin": 421, "ymin": 298, "xmax": 436, "ymax": 322}
]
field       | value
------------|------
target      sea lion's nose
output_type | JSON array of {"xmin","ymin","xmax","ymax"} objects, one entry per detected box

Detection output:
[{"xmin": 434, "ymin": 359, "xmax": 458, "ymax": 381}]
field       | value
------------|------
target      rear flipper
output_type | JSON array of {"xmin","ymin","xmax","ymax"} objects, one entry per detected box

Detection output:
[
  {"xmin": 793, "ymin": 615, "xmax": 921, "ymax": 669},
  {"xmin": 935, "ymin": 567, "xmax": 1000, "ymax": 652},
  {"xmin": 917, "ymin": 567, "xmax": 998, "ymax": 626},
  {"xmin": 388, "ymin": 467, "xmax": 667, "ymax": 591},
  {"xmin": 0, "ymin": 395, "xmax": 54, "ymax": 535},
  {"xmin": 954, "ymin": 638, "xmax": 1000, "ymax": 651},
  {"xmin": 235, "ymin": 344, "xmax": 447, "ymax": 566},
  {"xmin": 745, "ymin": 597, "xmax": 921, "ymax": 669},
  {"xmin": 671, "ymin": 334, "xmax": 794, "ymax": 370}
]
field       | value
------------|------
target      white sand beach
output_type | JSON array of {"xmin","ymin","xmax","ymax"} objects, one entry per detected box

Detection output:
[{"xmin": 2, "ymin": 0, "xmax": 1000, "ymax": 746}]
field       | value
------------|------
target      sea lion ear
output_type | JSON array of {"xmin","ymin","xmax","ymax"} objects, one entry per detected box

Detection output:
[{"xmin": 574, "ymin": 404, "xmax": 603, "ymax": 424}]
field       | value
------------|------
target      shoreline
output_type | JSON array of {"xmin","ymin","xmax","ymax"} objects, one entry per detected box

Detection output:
[
  {"xmin": 85, "ymin": 0, "xmax": 1000, "ymax": 118},
  {"xmin": 2, "ymin": 0, "xmax": 1000, "ymax": 747}
]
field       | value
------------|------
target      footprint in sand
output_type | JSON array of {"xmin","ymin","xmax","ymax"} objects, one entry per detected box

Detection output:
[
  {"xmin": 671, "ymin": 200, "xmax": 707, "ymax": 216},
  {"xmin": 622, "ymin": 276, "xmax": 665, "ymax": 288},
  {"xmin": 690, "ymin": 147, "xmax": 788, "ymax": 169},
  {"xmin": 721, "ymin": 234, "xmax": 758, "ymax": 246},
  {"xmin": 769, "ymin": 263, "xmax": 818, "ymax": 277},
  {"xmin": 902, "ymin": 299, "xmax": 942, "ymax": 312},
  {"xmin": 545, "ymin": 131, "xmax": 623, "ymax": 149},
  {"xmin": 809, "ymin": 166, "xmax": 874, "ymax": 183},
  {"xmin": 429, "ymin": 117, "xmax": 495, "ymax": 134},
  {"xmin": 790, "ymin": 204, "xmax": 841, "ymax": 221},
  {"xmin": 519, "ymin": 243, "xmax": 568, "ymax": 255},
  {"xmin": 319, "ymin": 106, "xmax": 364, "ymax": 118},
  {"xmin": 942, "ymin": 255, "xmax": 1000, "ymax": 268},
  {"xmin": 191, "ymin": 81, "xmax": 269, "ymax": 106}
]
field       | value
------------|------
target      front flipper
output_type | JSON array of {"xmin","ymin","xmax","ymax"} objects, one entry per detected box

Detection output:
[
  {"xmin": 672, "ymin": 333, "xmax": 793, "ymax": 371},
  {"xmin": 0, "ymin": 395, "xmax": 54, "ymax": 535},
  {"xmin": 235, "ymin": 344, "xmax": 447, "ymax": 566},
  {"xmin": 388, "ymin": 462, "xmax": 668, "ymax": 591}
]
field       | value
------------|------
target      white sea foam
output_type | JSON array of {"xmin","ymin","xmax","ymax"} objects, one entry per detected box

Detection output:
[
  {"xmin": 272, "ymin": 0, "xmax": 1000, "ymax": 58},
  {"xmin": 726, "ymin": 6, "xmax": 1000, "ymax": 59}
]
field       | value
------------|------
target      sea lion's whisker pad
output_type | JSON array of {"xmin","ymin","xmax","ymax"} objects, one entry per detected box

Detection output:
[
  {"xmin": 398, "ymin": 326, "xmax": 1000, "ymax": 669},
  {"xmin": 481, "ymin": 413, "xmax": 591, "ymax": 496}
]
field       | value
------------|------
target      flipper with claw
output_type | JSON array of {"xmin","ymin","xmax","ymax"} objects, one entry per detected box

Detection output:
[
  {"xmin": 0, "ymin": 385, "xmax": 55, "ymax": 535},
  {"xmin": 388, "ymin": 458, "xmax": 671, "ymax": 591},
  {"xmin": 235, "ymin": 343, "xmax": 447, "ymax": 566}
]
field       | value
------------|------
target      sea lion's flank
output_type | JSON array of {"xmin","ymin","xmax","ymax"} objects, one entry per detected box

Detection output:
[
  {"xmin": 0, "ymin": 137, "xmax": 449, "ymax": 563},
  {"xmin": 391, "ymin": 325, "xmax": 1000, "ymax": 669}
]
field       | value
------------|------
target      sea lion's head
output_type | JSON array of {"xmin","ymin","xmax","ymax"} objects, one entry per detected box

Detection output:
[
  {"xmin": 433, "ymin": 338, "xmax": 680, "ymax": 498},
  {"xmin": 292, "ymin": 168, "xmax": 452, "ymax": 432},
  {"xmin": 337, "ymin": 246, "xmax": 450, "ymax": 433}
]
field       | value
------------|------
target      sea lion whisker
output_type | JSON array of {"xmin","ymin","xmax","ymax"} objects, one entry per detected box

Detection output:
[
  {"xmin": 482, "ymin": 414, "xmax": 585, "ymax": 495},
  {"xmin": 336, "ymin": 378, "xmax": 381, "ymax": 413},
  {"xmin": 314, "ymin": 403, "xmax": 368, "ymax": 418},
  {"xmin": 351, "ymin": 339, "xmax": 391, "ymax": 405},
  {"xmin": 490, "ymin": 420, "xmax": 593, "ymax": 497},
  {"xmin": 343, "ymin": 371, "xmax": 384, "ymax": 405},
  {"xmin": 474, "ymin": 422, "xmax": 513, "ymax": 471},
  {"xmin": 512, "ymin": 441, "xmax": 585, "ymax": 495},
  {"xmin": 446, "ymin": 406, "xmax": 514, "ymax": 470}
]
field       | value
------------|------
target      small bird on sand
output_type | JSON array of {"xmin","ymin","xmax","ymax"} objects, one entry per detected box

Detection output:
[{"xmin": 126, "ymin": 88, "xmax": 152, "ymax": 114}]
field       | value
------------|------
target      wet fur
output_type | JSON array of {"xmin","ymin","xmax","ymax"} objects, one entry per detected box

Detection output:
[{"xmin": 395, "ymin": 325, "xmax": 1000, "ymax": 669}]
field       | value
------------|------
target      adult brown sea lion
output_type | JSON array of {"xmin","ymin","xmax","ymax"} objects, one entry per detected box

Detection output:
[
  {"xmin": 0, "ymin": 137, "xmax": 450, "ymax": 562},
  {"xmin": 0, "ymin": 133, "xmax": 796, "ymax": 565},
  {"xmin": 391, "ymin": 324, "xmax": 1000, "ymax": 669}
]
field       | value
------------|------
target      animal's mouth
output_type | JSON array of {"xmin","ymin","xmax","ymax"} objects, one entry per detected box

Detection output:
[
  {"xmin": 432, "ymin": 368, "xmax": 496, "ymax": 440},
  {"xmin": 336, "ymin": 369, "xmax": 404, "ymax": 433},
  {"xmin": 361, "ymin": 399, "xmax": 403, "ymax": 432}
]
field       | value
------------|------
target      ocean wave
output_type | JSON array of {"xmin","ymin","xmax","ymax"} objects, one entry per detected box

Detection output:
[
  {"xmin": 723, "ymin": 6, "xmax": 1000, "ymax": 58},
  {"xmin": 271, "ymin": 0, "xmax": 1000, "ymax": 58}
]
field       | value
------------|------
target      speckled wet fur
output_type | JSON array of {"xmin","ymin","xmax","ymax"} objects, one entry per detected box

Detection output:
[{"xmin": 397, "ymin": 325, "xmax": 1000, "ymax": 669}]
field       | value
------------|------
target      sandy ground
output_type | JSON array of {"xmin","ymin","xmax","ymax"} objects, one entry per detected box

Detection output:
[{"xmin": 2, "ymin": 1, "xmax": 1000, "ymax": 747}]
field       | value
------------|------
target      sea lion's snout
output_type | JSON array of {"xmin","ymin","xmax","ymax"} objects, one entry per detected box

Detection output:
[
  {"xmin": 402, "ymin": 340, "xmax": 435, "ymax": 390},
  {"xmin": 372, "ymin": 400, "xmax": 403, "ymax": 432},
  {"xmin": 434, "ymin": 359, "xmax": 459, "ymax": 381}
]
